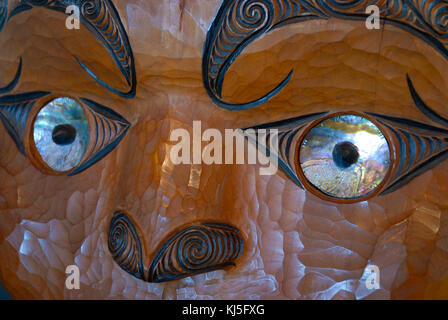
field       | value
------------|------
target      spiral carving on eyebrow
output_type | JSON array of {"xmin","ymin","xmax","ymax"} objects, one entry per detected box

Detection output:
[
  {"xmin": 4, "ymin": 0, "xmax": 136, "ymax": 98},
  {"xmin": 108, "ymin": 211, "xmax": 145, "ymax": 280},
  {"xmin": 203, "ymin": 0, "xmax": 448, "ymax": 110},
  {"xmin": 147, "ymin": 222, "xmax": 244, "ymax": 283}
]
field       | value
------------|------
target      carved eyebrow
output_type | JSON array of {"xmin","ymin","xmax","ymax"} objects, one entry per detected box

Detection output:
[
  {"xmin": 203, "ymin": 0, "xmax": 448, "ymax": 111},
  {"xmin": 1, "ymin": 0, "xmax": 136, "ymax": 98}
]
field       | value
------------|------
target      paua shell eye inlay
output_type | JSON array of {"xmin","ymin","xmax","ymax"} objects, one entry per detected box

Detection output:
[
  {"xmin": 299, "ymin": 115, "xmax": 390, "ymax": 199},
  {"xmin": 33, "ymin": 97, "xmax": 89, "ymax": 172}
]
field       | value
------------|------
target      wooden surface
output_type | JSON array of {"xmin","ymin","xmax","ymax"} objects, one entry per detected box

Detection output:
[{"xmin": 0, "ymin": 0, "xmax": 447, "ymax": 299}]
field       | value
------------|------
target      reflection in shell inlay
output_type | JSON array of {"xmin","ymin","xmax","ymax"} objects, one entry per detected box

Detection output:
[
  {"xmin": 299, "ymin": 115, "xmax": 390, "ymax": 199},
  {"xmin": 33, "ymin": 97, "xmax": 89, "ymax": 172}
]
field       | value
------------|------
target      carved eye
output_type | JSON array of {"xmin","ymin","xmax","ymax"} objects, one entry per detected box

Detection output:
[
  {"xmin": 0, "ymin": 91, "xmax": 130, "ymax": 175},
  {"xmin": 33, "ymin": 97, "xmax": 89, "ymax": 172},
  {"xmin": 28, "ymin": 96, "xmax": 130, "ymax": 175},
  {"xmin": 244, "ymin": 84, "xmax": 448, "ymax": 203},
  {"xmin": 298, "ymin": 114, "xmax": 391, "ymax": 200}
]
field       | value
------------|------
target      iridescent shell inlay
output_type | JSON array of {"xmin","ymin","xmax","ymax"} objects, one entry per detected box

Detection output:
[
  {"xmin": 299, "ymin": 115, "xmax": 390, "ymax": 199},
  {"xmin": 33, "ymin": 97, "xmax": 89, "ymax": 172}
]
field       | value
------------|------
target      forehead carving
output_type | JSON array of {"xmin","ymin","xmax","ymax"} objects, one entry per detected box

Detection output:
[
  {"xmin": 0, "ymin": 0, "xmax": 136, "ymax": 97},
  {"xmin": 203, "ymin": 0, "xmax": 448, "ymax": 110}
]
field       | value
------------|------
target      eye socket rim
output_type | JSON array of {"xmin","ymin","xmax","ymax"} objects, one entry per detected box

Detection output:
[
  {"xmin": 25, "ymin": 95, "xmax": 92, "ymax": 176},
  {"xmin": 294, "ymin": 111, "xmax": 395, "ymax": 204}
]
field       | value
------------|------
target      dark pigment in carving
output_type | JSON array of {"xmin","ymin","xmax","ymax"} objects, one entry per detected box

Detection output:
[{"xmin": 203, "ymin": 0, "xmax": 448, "ymax": 110}]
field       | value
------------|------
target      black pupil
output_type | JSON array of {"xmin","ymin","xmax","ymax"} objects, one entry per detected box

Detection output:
[
  {"xmin": 332, "ymin": 141, "xmax": 359, "ymax": 169},
  {"xmin": 52, "ymin": 124, "xmax": 77, "ymax": 146}
]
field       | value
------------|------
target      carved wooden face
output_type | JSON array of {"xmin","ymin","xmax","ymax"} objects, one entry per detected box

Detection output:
[{"xmin": 0, "ymin": 0, "xmax": 448, "ymax": 299}]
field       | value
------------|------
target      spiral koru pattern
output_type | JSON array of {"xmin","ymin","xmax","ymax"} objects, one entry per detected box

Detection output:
[
  {"xmin": 415, "ymin": 0, "xmax": 448, "ymax": 36},
  {"xmin": 80, "ymin": 0, "xmax": 136, "ymax": 92},
  {"xmin": 203, "ymin": 0, "xmax": 448, "ymax": 111},
  {"xmin": 108, "ymin": 211, "xmax": 145, "ymax": 280},
  {"xmin": 148, "ymin": 222, "xmax": 244, "ymax": 283},
  {"xmin": 78, "ymin": 0, "xmax": 136, "ymax": 97},
  {"xmin": 5, "ymin": 0, "xmax": 136, "ymax": 98},
  {"xmin": 81, "ymin": 0, "xmax": 103, "ymax": 18}
]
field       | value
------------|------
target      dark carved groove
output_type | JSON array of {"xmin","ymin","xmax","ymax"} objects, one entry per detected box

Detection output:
[
  {"xmin": 243, "ymin": 112, "xmax": 328, "ymax": 188},
  {"xmin": 203, "ymin": 0, "xmax": 448, "ymax": 110},
  {"xmin": 68, "ymin": 98, "xmax": 130, "ymax": 175},
  {"xmin": 382, "ymin": 136, "xmax": 448, "ymax": 194},
  {"xmin": 76, "ymin": 0, "xmax": 136, "ymax": 97},
  {"xmin": 7, "ymin": 3, "xmax": 33, "ymax": 21},
  {"xmin": 0, "ymin": 58, "xmax": 22, "ymax": 95},
  {"xmin": 108, "ymin": 211, "xmax": 145, "ymax": 280},
  {"xmin": 406, "ymin": 74, "xmax": 448, "ymax": 127},
  {"xmin": 245, "ymin": 75, "xmax": 448, "ymax": 195},
  {"xmin": 368, "ymin": 76, "xmax": 448, "ymax": 194},
  {"xmin": 6, "ymin": 0, "xmax": 136, "ymax": 98},
  {"xmin": 0, "ymin": 0, "xmax": 7, "ymax": 33},
  {"xmin": 0, "ymin": 2, "xmax": 132, "ymax": 173},
  {"xmin": 388, "ymin": 126, "xmax": 407, "ymax": 182},
  {"xmin": 0, "ymin": 91, "xmax": 51, "ymax": 154},
  {"xmin": 0, "ymin": 90, "xmax": 130, "ymax": 174},
  {"xmin": 147, "ymin": 222, "xmax": 244, "ymax": 283},
  {"xmin": 369, "ymin": 112, "xmax": 448, "ymax": 135},
  {"xmin": 243, "ymin": 111, "xmax": 328, "ymax": 130}
]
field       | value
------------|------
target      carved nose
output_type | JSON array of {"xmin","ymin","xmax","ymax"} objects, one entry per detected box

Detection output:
[{"xmin": 108, "ymin": 211, "xmax": 245, "ymax": 282}]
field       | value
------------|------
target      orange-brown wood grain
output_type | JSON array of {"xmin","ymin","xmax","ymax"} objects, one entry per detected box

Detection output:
[{"xmin": 0, "ymin": 0, "xmax": 447, "ymax": 299}]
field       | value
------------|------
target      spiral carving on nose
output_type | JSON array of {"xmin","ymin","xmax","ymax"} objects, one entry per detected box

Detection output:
[
  {"xmin": 148, "ymin": 222, "xmax": 245, "ymax": 283},
  {"xmin": 108, "ymin": 211, "xmax": 145, "ymax": 280},
  {"xmin": 108, "ymin": 213, "xmax": 245, "ymax": 283}
]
